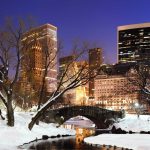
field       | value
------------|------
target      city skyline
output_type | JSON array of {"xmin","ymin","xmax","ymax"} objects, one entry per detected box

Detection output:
[
  {"xmin": 0, "ymin": 0, "xmax": 150, "ymax": 64},
  {"xmin": 1, "ymin": 1, "xmax": 150, "ymax": 149}
]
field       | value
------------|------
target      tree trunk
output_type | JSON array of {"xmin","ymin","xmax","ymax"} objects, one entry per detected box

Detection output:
[
  {"xmin": 28, "ymin": 91, "xmax": 65, "ymax": 130},
  {"xmin": 7, "ymin": 96, "xmax": 14, "ymax": 126},
  {"xmin": 37, "ymin": 81, "xmax": 45, "ymax": 110},
  {"xmin": 29, "ymin": 102, "xmax": 52, "ymax": 130},
  {"xmin": 36, "ymin": 83, "xmax": 46, "ymax": 125},
  {"xmin": 37, "ymin": 67, "xmax": 47, "ymax": 110},
  {"xmin": 29, "ymin": 98, "xmax": 57, "ymax": 130}
]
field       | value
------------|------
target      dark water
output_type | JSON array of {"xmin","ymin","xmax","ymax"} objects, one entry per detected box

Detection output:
[{"xmin": 28, "ymin": 136, "xmax": 100, "ymax": 150}]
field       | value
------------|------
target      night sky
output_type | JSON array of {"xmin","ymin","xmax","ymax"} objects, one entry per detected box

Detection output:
[{"xmin": 0, "ymin": 0, "xmax": 150, "ymax": 63}]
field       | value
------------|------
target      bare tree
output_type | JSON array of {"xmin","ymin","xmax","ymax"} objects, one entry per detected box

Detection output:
[
  {"xmin": 13, "ymin": 87, "xmax": 37, "ymax": 110},
  {"xmin": 126, "ymin": 63, "xmax": 150, "ymax": 104},
  {"xmin": 0, "ymin": 18, "xmax": 36, "ymax": 126},
  {"xmin": 28, "ymin": 42, "xmax": 101, "ymax": 130},
  {"xmin": 127, "ymin": 64, "xmax": 150, "ymax": 95},
  {"xmin": 37, "ymin": 37, "xmax": 58, "ymax": 110}
]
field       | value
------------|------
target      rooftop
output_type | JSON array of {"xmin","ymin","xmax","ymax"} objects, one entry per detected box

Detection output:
[{"xmin": 118, "ymin": 22, "xmax": 150, "ymax": 31}]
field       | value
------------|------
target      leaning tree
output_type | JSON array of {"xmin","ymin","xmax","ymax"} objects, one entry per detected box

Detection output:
[{"xmin": 28, "ymin": 42, "xmax": 102, "ymax": 130}]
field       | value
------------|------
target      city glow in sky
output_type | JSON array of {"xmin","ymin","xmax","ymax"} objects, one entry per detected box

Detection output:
[{"xmin": 0, "ymin": 0, "xmax": 150, "ymax": 63}]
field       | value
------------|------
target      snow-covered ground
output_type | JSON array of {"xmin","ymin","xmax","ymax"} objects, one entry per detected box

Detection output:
[
  {"xmin": 114, "ymin": 114, "xmax": 150, "ymax": 132},
  {"xmin": 84, "ymin": 134, "xmax": 150, "ymax": 150},
  {"xmin": 0, "ymin": 112, "xmax": 75, "ymax": 150},
  {"xmin": 1, "ymin": 112, "xmax": 150, "ymax": 150},
  {"xmin": 84, "ymin": 114, "xmax": 150, "ymax": 150}
]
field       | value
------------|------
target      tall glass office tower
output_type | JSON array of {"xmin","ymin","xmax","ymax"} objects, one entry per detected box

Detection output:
[{"xmin": 118, "ymin": 23, "xmax": 150, "ymax": 63}]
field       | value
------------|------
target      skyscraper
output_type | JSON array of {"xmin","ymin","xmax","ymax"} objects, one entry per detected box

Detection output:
[
  {"xmin": 118, "ymin": 23, "xmax": 150, "ymax": 63},
  {"xmin": 89, "ymin": 48, "xmax": 102, "ymax": 98},
  {"xmin": 20, "ymin": 24, "xmax": 57, "ymax": 104}
]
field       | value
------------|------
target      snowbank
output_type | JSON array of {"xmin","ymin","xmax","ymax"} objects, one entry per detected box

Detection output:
[
  {"xmin": 0, "ymin": 112, "xmax": 75, "ymax": 150},
  {"xmin": 84, "ymin": 134, "xmax": 150, "ymax": 150},
  {"xmin": 84, "ymin": 114, "xmax": 150, "ymax": 150},
  {"xmin": 114, "ymin": 114, "xmax": 150, "ymax": 132}
]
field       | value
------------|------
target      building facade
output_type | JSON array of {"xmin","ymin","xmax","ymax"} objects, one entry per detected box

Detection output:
[
  {"xmin": 118, "ymin": 23, "xmax": 150, "ymax": 63},
  {"xmin": 59, "ymin": 55, "xmax": 88, "ymax": 105},
  {"xmin": 89, "ymin": 48, "xmax": 102, "ymax": 98},
  {"xmin": 20, "ymin": 24, "xmax": 57, "ymax": 104},
  {"xmin": 94, "ymin": 74, "xmax": 139, "ymax": 111},
  {"xmin": 94, "ymin": 63, "xmax": 144, "ymax": 111}
]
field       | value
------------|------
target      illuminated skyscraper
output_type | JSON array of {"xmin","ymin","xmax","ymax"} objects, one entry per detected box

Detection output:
[
  {"xmin": 20, "ymin": 24, "xmax": 57, "ymax": 103},
  {"xmin": 118, "ymin": 23, "xmax": 150, "ymax": 63}
]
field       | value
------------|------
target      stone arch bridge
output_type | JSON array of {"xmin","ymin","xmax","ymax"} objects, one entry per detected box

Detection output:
[{"xmin": 41, "ymin": 106, "xmax": 125, "ymax": 129}]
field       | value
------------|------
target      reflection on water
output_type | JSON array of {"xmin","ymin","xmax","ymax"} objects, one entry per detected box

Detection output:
[
  {"xmin": 28, "ymin": 126, "xmax": 96, "ymax": 150},
  {"xmin": 28, "ymin": 118, "xmax": 97, "ymax": 150},
  {"xmin": 28, "ymin": 136, "xmax": 100, "ymax": 150},
  {"xmin": 62, "ymin": 118, "xmax": 95, "ymax": 144},
  {"xmin": 75, "ymin": 127, "xmax": 95, "ymax": 144}
]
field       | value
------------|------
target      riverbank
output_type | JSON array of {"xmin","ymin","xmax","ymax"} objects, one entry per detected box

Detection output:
[
  {"xmin": 0, "ymin": 112, "xmax": 75, "ymax": 150},
  {"xmin": 84, "ymin": 114, "xmax": 150, "ymax": 150},
  {"xmin": 84, "ymin": 134, "xmax": 150, "ymax": 150}
]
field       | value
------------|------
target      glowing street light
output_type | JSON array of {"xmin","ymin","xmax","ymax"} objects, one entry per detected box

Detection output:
[{"xmin": 134, "ymin": 102, "xmax": 139, "ymax": 108}]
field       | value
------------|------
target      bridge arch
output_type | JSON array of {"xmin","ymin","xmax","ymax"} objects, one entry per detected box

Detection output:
[{"xmin": 42, "ymin": 106, "xmax": 124, "ymax": 129}]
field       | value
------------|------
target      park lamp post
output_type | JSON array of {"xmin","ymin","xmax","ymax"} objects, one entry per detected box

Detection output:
[
  {"xmin": 134, "ymin": 102, "xmax": 139, "ymax": 108},
  {"xmin": 134, "ymin": 102, "xmax": 141, "ymax": 118}
]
